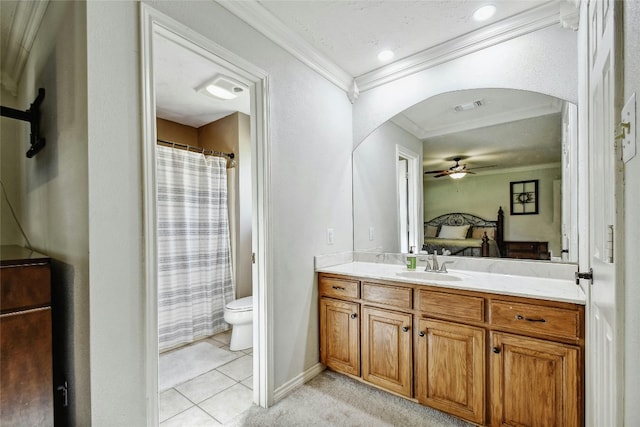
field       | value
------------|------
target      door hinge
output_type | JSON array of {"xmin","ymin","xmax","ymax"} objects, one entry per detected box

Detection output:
[
  {"xmin": 252, "ymin": 252, "xmax": 256, "ymax": 264},
  {"xmin": 57, "ymin": 381, "xmax": 68, "ymax": 407},
  {"xmin": 575, "ymin": 268, "xmax": 593, "ymax": 285}
]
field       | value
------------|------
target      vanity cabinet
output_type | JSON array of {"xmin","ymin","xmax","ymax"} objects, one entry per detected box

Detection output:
[{"xmin": 317, "ymin": 272, "xmax": 584, "ymax": 427}]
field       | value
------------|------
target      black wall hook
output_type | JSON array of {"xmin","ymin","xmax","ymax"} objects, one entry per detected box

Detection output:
[{"xmin": 1, "ymin": 88, "xmax": 46, "ymax": 158}]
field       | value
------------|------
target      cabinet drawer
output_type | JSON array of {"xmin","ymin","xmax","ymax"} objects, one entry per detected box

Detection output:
[
  {"xmin": 490, "ymin": 300, "xmax": 580, "ymax": 339},
  {"xmin": 0, "ymin": 264, "xmax": 51, "ymax": 313},
  {"xmin": 416, "ymin": 289, "xmax": 484, "ymax": 323},
  {"xmin": 319, "ymin": 276, "xmax": 359, "ymax": 299},
  {"xmin": 362, "ymin": 282, "xmax": 412, "ymax": 309}
]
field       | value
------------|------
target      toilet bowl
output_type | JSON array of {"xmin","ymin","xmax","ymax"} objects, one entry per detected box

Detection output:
[{"xmin": 224, "ymin": 296, "xmax": 253, "ymax": 351}]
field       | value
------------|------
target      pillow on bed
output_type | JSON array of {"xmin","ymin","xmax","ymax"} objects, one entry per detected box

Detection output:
[
  {"xmin": 437, "ymin": 224, "xmax": 470, "ymax": 239},
  {"xmin": 471, "ymin": 226, "xmax": 495, "ymax": 240},
  {"xmin": 425, "ymin": 225, "xmax": 439, "ymax": 238}
]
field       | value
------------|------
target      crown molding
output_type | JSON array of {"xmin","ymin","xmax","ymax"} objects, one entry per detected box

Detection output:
[
  {"xmin": 216, "ymin": 0, "xmax": 354, "ymax": 95},
  {"xmin": 355, "ymin": 2, "xmax": 563, "ymax": 93},
  {"xmin": 0, "ymin": 0, "xmax": 49, "ymax": 95},
  {"xmin": 394, "ymin": 98, "xmax": 564, "ymax": 140}
]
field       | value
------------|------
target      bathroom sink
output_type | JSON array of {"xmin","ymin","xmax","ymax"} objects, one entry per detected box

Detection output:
[{"xmin": 395, "ymin": 271, "xmax": 463, "ymax": 282}]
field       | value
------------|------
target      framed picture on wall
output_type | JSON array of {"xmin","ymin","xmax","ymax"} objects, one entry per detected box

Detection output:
[{"xmin": 510, "ymin": 180, "xmax": 538, "ymax": 215}]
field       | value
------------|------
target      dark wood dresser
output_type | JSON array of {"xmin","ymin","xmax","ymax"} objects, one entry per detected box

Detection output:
[
  {"xmin": 0, "ymin": 245, "xmax": 53, "ymax": 426},
  {"xmin": 503, "ymin": 241, "xmax": 550, "ymax": 260}
]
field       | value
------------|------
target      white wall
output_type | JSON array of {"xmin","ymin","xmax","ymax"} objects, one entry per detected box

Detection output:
[
  {"xmin": 623, "ymin": 1, "xmax": 640, "ymax": 423},
  {"xmin": 85, "ymin": 0, "xmax": 353, "ymax": 423},
  {"xmin": 0, "ymin": 88, "xmax": 22, "ymax": 244},
  {"xmin": 354, "ymin": 121, "xmax": 423, "ymax": 252},
  {"xmin": 7, "ymin": 2, "xmax": 91, "ymax": 425},
  {"xmin": 353, "ymin": 24, "xmax": 578, "ymax": 145},
  {"xmin": 424, "ymin": 167, "xmax": 562, "ymax": 256}
]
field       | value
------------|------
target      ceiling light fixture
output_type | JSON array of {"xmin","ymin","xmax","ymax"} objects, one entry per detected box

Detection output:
[
  {"xmin": 377, "ymin": 50, "xmax": 394, "ymax": 62},
  {"xmin": 473, "ymin": 5, "xmax": 497, "ymax": 21},
  {"xmin": 197, "ymin": 75, "xmax": 245, "ymax": 101},
  {"xmin": 449, "ymin": 171, "xmax": 468, "ymax": 179}
]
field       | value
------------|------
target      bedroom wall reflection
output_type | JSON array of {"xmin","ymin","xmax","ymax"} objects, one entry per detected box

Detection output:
[{"xmin": 353, "ymin": 88, "xmax": 578, "ymax": 263}]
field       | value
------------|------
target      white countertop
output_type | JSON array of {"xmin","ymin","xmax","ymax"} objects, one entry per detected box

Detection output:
[{"xmin": 316, "ymin": 261, "xmax": 586, "ymax": 305}]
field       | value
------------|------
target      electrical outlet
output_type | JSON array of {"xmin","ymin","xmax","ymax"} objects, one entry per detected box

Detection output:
[
  {"xmin": 369, "ymin": 227, "xmax": 374, "ymax": 241},
  {"xmin": 327, "ymin": 228, "xmax": 334, "ymax": 245}
]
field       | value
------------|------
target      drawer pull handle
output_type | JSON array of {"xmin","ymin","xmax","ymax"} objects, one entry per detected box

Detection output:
[
  {"xmin": 332, "ymin": 286, "xmax": 346, "ymax": 291},
  {"xmin": 402, "ymin": 326, "xmax": 410, "ymax": 332},
  {"xmin": 418, "ymin": 331, "xmax": 426, "ymax": 337},
  {"xmin": 350, "ymin": 313, "xmax": 357, "ymax": 319},
  {"xmin": 492, "ymin": 347, "xmax": 501, "ymax": 354},
  {"xmin": 515, "ymin": 314, "xmax": 546, "ymax": 323}
]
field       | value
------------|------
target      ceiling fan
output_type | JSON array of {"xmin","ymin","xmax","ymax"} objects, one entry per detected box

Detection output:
[{"xmin": 424, "ymin": 157, "xmax": 495, "ymax": 179}]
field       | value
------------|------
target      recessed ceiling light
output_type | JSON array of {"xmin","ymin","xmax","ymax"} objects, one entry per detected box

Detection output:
[
  {"xmin": 473, "ymin": 5, "xmax": 496, "ymax": 21},
  {"xmin": 377, "ymin": 50, "xmax": 394, "ymax": 62}
]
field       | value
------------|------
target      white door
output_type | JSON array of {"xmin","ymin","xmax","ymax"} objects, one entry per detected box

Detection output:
[{"xmin": 584, "ymin": 0, "xmax": 623, "ymax": 425}]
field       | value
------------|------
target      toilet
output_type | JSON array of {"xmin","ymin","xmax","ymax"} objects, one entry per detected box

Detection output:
[{"xmin": 224, "ymin": 296, "xmax": 253, "ymax": 351}]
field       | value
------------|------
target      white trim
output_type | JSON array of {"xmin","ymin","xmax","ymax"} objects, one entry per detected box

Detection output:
[
  {"xmin": 273, "ymin": 363, "xmax": 326, "ymax": 403},
  {"xmin": 355, "ymin": 2, "xmax": 563, "ymax": 92},
  {"xmin": 215, "ymin": 0, "xmax": 353, "ymax": 93},
  {"xmin": 140, "ymin": 5, "xmax": 274, "ymax": 424}
]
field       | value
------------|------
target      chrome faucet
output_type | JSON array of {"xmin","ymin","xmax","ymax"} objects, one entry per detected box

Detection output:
[{"xmin": 431, "ymin": 251, "xmax": 439, "ymax": 271}]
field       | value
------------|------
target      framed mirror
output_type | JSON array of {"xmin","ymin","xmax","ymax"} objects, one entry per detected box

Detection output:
[{"xmin": 353, "ymin": 88, "xmax": 578, "ymax": 263}]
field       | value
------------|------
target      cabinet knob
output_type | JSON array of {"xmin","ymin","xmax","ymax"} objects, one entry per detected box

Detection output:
[
  {"xmin": 418, "ymin": 331, "xmax": 425, "ymax": 337},
  {"xmin": 402, "ymin": 326, "xmax": 410, "ymax": 332},
  {"xmin": 350, "ymin": 313, "xmax": 357, "ymax": 319},
  {"xmin": 492, "ymin": 347, "xmax": 501, "ymax": 354}
]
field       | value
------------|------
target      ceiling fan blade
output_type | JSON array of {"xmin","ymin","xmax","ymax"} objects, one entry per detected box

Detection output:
[
  {"xmin": 433, "ymin": 172, "xmax": 449, "ymax": 178},
  {"xmin": 466, "ymin": 165, "xmax": 497, "ymax": 171},
  {"xmin": 424, "ymin": 169, "xmax": 447, "ymax": 174}
]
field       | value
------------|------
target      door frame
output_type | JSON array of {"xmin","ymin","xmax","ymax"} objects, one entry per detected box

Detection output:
[
  {"xmin": 396, "ymin": 145, "xmax": 421, "ymax": 253},
  {"xmin": 140, "ymin": 5, "xmax": 273, "ymax": 425}
]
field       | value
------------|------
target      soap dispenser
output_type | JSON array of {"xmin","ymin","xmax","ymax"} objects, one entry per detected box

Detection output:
[{"xmin": 406, "ymin": 246, "xmax": 417, "ymax": 271}]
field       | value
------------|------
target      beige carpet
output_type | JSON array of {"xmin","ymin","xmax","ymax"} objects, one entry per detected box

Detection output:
[{"xmin": 227, "ymin": 370, "xmax": 473, "ymax": 426}]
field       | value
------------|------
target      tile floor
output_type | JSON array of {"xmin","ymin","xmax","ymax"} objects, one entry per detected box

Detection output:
[{"xmin": 159, "ymin": 330, "xmax": 254, "ymax": 426}]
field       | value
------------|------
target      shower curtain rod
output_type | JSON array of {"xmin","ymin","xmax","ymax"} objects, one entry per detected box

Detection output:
[{"xmin": 157, "ymin": 138, "xmax": 235, "ymax": 160}]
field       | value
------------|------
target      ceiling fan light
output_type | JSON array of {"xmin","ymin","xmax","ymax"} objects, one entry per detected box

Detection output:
[{"xmin": 449, "ymin": 171, "xmax": 467, "ymax": 179}]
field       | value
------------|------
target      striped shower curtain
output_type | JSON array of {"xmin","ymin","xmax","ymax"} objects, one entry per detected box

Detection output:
[{"xmin": 156, "ymin": 145, "xmax": 234, "ymax": 352}]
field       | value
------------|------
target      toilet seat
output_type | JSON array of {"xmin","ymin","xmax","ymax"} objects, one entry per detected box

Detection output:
[{"xmin": 226, "ymin": 296, "xmax": 253, "ymax": 311}]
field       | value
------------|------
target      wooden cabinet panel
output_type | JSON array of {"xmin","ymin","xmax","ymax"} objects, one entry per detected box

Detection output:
[
  {"xmin": 319, "ymin": 276, "xmax": 359, "ymax": 300},
  {"xmin": 503, "ymin": 241, "xmax": 550, "ymax": 260},
  {"xmin": 416, "ymin": 289, "xmax": 485, "ymax": 323},
  {"xmin": 362, "ymin": 282, "xmax": 412, "ymax": 309},
  {"xmin": 416, "ymin": 318, "xmax": 485, "ymax": 425},
  {"xmin": 0, "ymin": 246, "xmax": 52, "ymax": 427},
  {"xmin": 362, "ymin": 306, "xmax": 412, "ymax": 397},
  {"xmin": 320, "ymin": 298, "xmax": 360, "ymax": 376},
  {"xmin": 490, "ymin": 300, "xmax": 581, "ymax": 340},
  {"xmin": 490, "ymin": 332, "xmax": 580, "ymax": 427}
]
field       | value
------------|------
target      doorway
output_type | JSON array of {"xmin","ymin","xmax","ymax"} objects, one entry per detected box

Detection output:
[
  {"xmin": 396, "ymin": 145, "xmax": 421, "ymax": 253},
  {"xmin": 140, "ymin": 5, "xmax": 272, "ymax": 425}
]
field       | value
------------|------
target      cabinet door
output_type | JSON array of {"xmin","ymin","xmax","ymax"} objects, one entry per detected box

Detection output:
[
  {"xmin": 415, "ymin": 318, "xmax": 485, "ymax": 425},
  {"xmin": 320, "ymin": 298, "xmax": 360, "ymax": 376},
  {"xmin": 362, "ymin": 306, "xmax": 412, "ymax": 397},
  {"xmin": 490, "ymin": 332, "xmax": 580, "ymax": 427}
]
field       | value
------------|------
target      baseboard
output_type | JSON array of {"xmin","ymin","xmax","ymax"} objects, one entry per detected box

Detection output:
[{"xmin": 273, "ymin": 363, "xmax": 326, "ymax": 403}]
